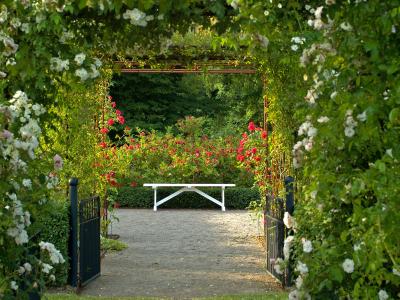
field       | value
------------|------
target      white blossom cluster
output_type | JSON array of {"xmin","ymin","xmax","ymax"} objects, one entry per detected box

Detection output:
[
  {"xmin": 0, "ymin": 91, "xmax": 45, "ymax": 169},
  {"xmin": 291, "ymin": 36, "xmax": 306, "ymax": 52},
  {"xmin": 50, "ymin": 52, "xmax": 102, "ymax": 81},
  {"xmin": 73, "ymin": 55, "xmax": 102, "ymax": 81},
  {"xmin": 59, "ymin": 30, "xmax": 74, "ymax": 44},
  {"xmin": 50, "ymin": 57, "xmax": 69, "ymax": 72},
  {"xmin": 344, "ymin": 110, "xmax": 357, "ymax": 137},
  {"xmin": 45, "ymin": 172, "xmax": 59, "ymax": 189},
  {"xmin": 39, "ymin": 241, "xmax": 65, "ymax": 264},
  {"xmin": 6, "ymin": 193, "xmax": 30, "ymax": 245},
  {"xmin": 300, "ymin": 42, "xmax": 336, "ymax": 68},
  {"xmin": 292, "ymin": 120, "xmax": 317, "ymax": 168},
  {"xmin": 122, "ymin": 8, "xmax": 154, "ymax": 27}
]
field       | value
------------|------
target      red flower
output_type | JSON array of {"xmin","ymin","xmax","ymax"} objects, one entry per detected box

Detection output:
[
  {"xmin": 261, "ymin": 130, "xmax": 267, "ymax": 139},
  {"xmin": 251, "ymin": 147, "xmax": 257, "ymax": 154},
  {"xmin": 130, "ymin": 181, "xmax": 137, "ymax": 187},
  {"xmin": 242, "ymin": 132, "xmax": 248, "ymax": 139},
  {"xmin": 99, "ymin": 142, "xmax": 107, "ymax": 148},
  {"xmin": 117, "ymin": 115, "xmax": 125, "ymax": 124},
  {"xmin": 108, "ymin": 96, "xmax": 113, "ymax": 100},
  {"xmin": 107, "ymin": 119, "xmax": 114, "ymax": 126},
  {"xmin": 116, "ymin": 109, "xmax": 122, "ymax": 116},
  {"xmin": 100, "ymin": 128, "xmax": 109, "ymax": 134},
  {"xmin": 248, "ymin": 121, "xmax": 256, "ymax": 131},
  {"xmin": 254, "ymin": 156, "xmax": 261, "ymax": 161},
  {"xmin": 237, "ymin": 147, "xmax": 244, "ymax": 154},
  {"xmin": 111, "ymin": 101, "xmax": 116, "ymax": 108},
  {"xmin": 237, "ymin": 154, "xmax": 245, "ymax": 162}
]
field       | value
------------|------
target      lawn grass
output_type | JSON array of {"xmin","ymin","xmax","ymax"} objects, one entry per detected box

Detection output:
[{"xmin": 45, "ymin": 292, "xmax": 288, "ymax": 300}]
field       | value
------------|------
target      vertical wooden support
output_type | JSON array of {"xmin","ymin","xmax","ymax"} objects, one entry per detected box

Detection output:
[{"xmin": 69, "ymin": 178, "xmax": 79, "ymax": 287}]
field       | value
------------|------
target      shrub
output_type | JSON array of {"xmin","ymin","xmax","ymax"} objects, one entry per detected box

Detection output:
[
  {"xmin": 32, "ymin": 201, "xmax": 70, "ymax": 287},
  {"xmin": 111, "ymin": 186, "xmax": 260, "ymax": 209}
]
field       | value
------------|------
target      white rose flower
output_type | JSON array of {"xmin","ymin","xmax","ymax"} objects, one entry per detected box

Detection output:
[
  {"xmin": 340, "ymin": 22, "xmax": 353, "ymax": 31},
  {"xmin": 18, "ymin": 266, "xmax": 25, "ymax": 274},
  {"xmin": 378, "ymin": 290, "xmax": 389, "ymax": 300},
  {"xmin": 288, "ymin": 289, "xmax": 300, "ymax": 300},
  {"xmin": 41, "ymin": 263, "xmax": 53, "ymax": 274},
  {"xmin": 295, "ymin": 276, "xmax": 303, "ymax": 289},
  {"xmin": 296, "ymin": 261, "xmax": 309, "ymax": 274},
  {"xmin": 15, "ymin": 229, "xmax": 28, "ymax": 245},
  {"xmin": 344, "ymin": 126, "xmax": 355, "ymax": 137},
  {"xmin": 10, "ymin": 281, "xmax": 18, "ymax": 290},
  {"xmin": 342, "ymin": 258, "xmax": 354, "ymax": 273},
  {"xmin": 24, "ymin": 211, "xmax": 31, "ymax": 226},
  {"xmin": 314, "ymin": 6, "xmax": 323, "ymax": 19},
  {"xmin": 22, "ymin": 178, "xmax": 32, "ymax": 188},
  {"xmin": 307, "ymin": 126, "xmax": 317, "ymax": 137},
  {"xmin": 283, "ymin": 236, "xmax": 294, "ymax": 260},
  {"xmin": 291, "ymin": 44, "xmax": 299, "ymax": 51},
  {"xmin": 317, "ymin": 116, "xmax": 330, "ymax": 123},
  {"xmin": 302, "ymin": 239, "xmax": 313, "ymax": 253},
  {"xmin": 74, "ymin": 53, "xmax": 86, "ymax": 65},
  {"xmin": 50, "ymin": 274, "xmax": 56, "ymax": 281},
  {"xmin": 273, "ymin": 257, "xmax": 284, "ymax": 275},
  {"xmin": 283, "ymin": 212, "xmax": 294, "ymax": 229},
  {"xmin": 356, "ymin": 111, "xmax": 367, "ymax": 122},
  {"xmin": 23, "ymin": 262, "xmax": 32, "ymax": 272},
  {"xmin": 75, "ymin": 68, "xmax": 89, "ymax": 81}
]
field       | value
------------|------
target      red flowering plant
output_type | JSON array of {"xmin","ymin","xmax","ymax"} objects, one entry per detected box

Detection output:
[
  {"xmin": 95, "ymin": 95, "xmax": 132, "ymax": 234},
  {"xmin": 122, "ymin": 117, "xmax": 253, "ymax": 186},
  {"xmin": 236, "ymin": 121, "xmax": 270, "ymax": 197}
]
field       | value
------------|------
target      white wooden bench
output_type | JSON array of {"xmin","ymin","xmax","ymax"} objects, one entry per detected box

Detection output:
[{"xmin": 143, "ymin": 183, "xmax": 236, "ymax": 211}]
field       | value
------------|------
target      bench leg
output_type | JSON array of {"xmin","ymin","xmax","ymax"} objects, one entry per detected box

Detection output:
[
  {"xmin": 153, "ymin": 187, "xmax": 157, "ymax": 211},
  {"xmin": 222, "ymin": 187, "xmax": 226, "ymax": 211}
]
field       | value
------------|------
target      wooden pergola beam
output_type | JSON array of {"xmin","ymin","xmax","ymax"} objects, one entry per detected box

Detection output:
[{"xmin": 119, "ymin": 68, "xmax": 256, "ymax": 74}]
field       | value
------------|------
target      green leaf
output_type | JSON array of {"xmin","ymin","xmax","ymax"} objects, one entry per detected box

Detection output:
[
  {"xmin": 375, "ymin": 160, "xmax": 386, "ymax": 173},
  {"xmin": 389, "ymin": 108, "xmax": 400, "ymax": 125},
  {"xmin": 330, "ymin": 266, "xmax": 344, "ymax": 283}
]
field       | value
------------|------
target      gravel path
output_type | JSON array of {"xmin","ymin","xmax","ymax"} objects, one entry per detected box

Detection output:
[{"xmin": 81, "ymin": 209, "xmax": 281, "ymax": 299}]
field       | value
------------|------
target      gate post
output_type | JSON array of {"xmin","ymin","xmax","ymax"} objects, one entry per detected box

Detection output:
[
  {"xmin": 284, "ymin": 176, "xmax": 294, "ymax": 215},
  {"xmin": 69, "ymin": 178, "xmax": 79, "ymax": 287}
]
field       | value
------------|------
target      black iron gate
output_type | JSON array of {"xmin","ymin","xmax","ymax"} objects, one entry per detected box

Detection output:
[
  {"xmin": 264, "ymin": 176, "xmax": 294, "ymax": 287},
  {"xmin": 69, "ymin": 178, "xmax": 101, "ymax": 288}
]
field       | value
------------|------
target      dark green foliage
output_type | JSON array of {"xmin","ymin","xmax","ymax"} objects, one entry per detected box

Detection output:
[
  {"xmin": 110, "ymin": 73, "xmax": 220, "ymax": 131},
  {"xmin": 112, "ymin": 187, "xmax": 260, "ymax": 209},
  {"xmin": 33, "ymin": 201, "xmax": 70, "ymax": 286},
  {"xmin": 109, "ymin": 73, "xmax": 263, "ymax": 135}
]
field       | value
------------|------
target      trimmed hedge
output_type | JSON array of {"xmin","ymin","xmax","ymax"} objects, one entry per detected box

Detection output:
[
  {"xmin": 112, "ymin": 186, "xmax": 260, "ymax": 209},
  {"xmin": 32, "ymin": 201, "xmax": 70, "ymax": 286}
]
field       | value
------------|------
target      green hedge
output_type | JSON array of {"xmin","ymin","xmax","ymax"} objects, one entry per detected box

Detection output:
[
  {"xmin": 112, "ymin": 187, "xmax": 260, "ymax": 209},
  {"xmin": 32, "ymin": 201, "xmax": 70, "ymax": 286}
]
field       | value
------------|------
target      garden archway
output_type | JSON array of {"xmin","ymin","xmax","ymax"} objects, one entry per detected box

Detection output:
[{"xmin": 2, "ymin": 1, "xmax": 398, "ymax": 299}]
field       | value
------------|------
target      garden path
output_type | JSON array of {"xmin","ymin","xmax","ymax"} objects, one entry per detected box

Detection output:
[{"xmin": 81, "ymin": 209, "xmax": 282, "ymax": 299}]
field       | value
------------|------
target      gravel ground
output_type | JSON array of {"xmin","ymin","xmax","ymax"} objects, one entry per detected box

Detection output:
[{"xmin": 81, "ymin": 209, "xmax": 282, "ymax": 299}]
